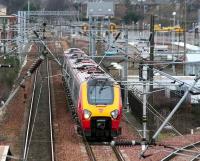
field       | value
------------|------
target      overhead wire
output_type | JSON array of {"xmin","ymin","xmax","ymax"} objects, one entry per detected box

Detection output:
[
  {"xmin": 161, "ymin": 148, "xmax": 200, "ymax": 160},
  {"xmin": 1, "ymin": 4, "xmax": 200, "ymax": 159},
  {"xmin": 142, "ymin": 67, "xmax": 200, "ymax": 155}
]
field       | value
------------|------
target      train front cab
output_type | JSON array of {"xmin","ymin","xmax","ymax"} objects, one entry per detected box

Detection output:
[{"xmin": 77, "ymin": 79, "xmax": 122, "ymax": 139}]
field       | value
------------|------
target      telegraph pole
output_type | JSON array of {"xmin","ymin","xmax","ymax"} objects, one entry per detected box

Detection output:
[
  {"xmin": 183, "ymin": 0, "xmax": 186, "ymax": 75},
  {"xmin": 142, "ymin": 81, "xmax": 147, "ymax": 150},
  {"xmin": 28, "ymin": 0, "xmax": 30, "ymax": 12},
  {"xmin": 123, "ymin": 28, "xmax": 129, "ymax": 111},
  {"xmin": 172, "ymin": 12, "xmax": 176, "ymax": 74},
  {"xmin": 28, "ymin": 0, "xmax": 30, "ymax": 35},
  {"xmin": 141, "ymin": 74, "xmax": 200, "ymax": 157},
  {"xmin": 96, "ymin": 18, "xmax": 102, "ymax": 56},
  {"xmin": 89, "ymin": 16, "xmax": 96, "ymax": 59},
  {"xmin": 152, "ymin": 75, "xmax": 200, "ymax": 142},
  {"xmin": 147, "ymin": 14, "xmax": 154, "ymax": 139},
  {"xmin": 3, "ymin": 17, "xmax": 6, "ymax": 55},
  {"xmin": 148, "ymin": 15, "xmax": 154, "ymax": 92}
]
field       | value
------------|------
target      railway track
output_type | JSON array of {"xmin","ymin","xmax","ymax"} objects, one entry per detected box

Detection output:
[
  {"xmin": 64, "ymin": 82, "xmax": 125, "ymax": 161},
  {"xmin": 63, "ymin": 75, "xmax": 126, "ymax": 161},
  {"xmin": 22, "ymin": 59, "xmax": 54, "ymax": 161},
  {"xmin": 161, "ymin": 141, "xmax": 200, "ymax": 161},
  {"xmin": 112, "ymin": 145, "xmax": 126, "ymax": 161},
  {"xmin": 83, "ymin": 138, "xmax": 126, "ymax": 161}
]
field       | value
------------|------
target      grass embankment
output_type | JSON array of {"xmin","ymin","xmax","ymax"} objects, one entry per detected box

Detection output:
[{"xmin": 0, "ymin": 57, "xmax": 20, "ymax": 101}]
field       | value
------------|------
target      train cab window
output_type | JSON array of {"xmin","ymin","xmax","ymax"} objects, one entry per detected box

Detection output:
[{"xmin": 88, "ymin": 84, "xmax": 114, "ymax": 105}]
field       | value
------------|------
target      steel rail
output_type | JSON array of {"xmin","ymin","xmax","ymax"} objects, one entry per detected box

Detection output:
[
  {"xmin": 64, "ymin": 79, "xmax": 96, "ymax": 161},
  {"xmin": 190, "ymin": 153, "xmax": 200, "ymax": 161},
  {"xmin": 23, "ymin": 69, "xmax": 38, "ymax": 160},
  {"xmin": 161, "ymin": 141, "xmax": 200, "ymax": 161},
  {"xmin": 112, "ymin": 146, "xmax": 126, "ymax": 161},
  {"xmin": 63, "ymin": 65, "xmax": 124, "ymax": 161},
  {"xmin": 122, "ymin": 114, "xmax": 143, "ymax": 138},
  {"xmin": 84, "ymin": 140, "xmax": 97, "ymax": 161},
  {"xmin": 24, "ymin": 70, "xmax": 43, "ymax": 161},
  {"xmin": 129, "ymin": 86, "xmax": 182, "ymax": 136},
  {"xmin": 23, "ymin": 59, "xmax": 54, "ymax": 161},
  {"xmin": 47, "ymin": 59, "xmax": 55, "ymax": 161}
]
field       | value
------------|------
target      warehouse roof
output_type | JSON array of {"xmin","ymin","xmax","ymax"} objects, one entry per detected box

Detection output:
[{"xmin": 87, "ymin": 2, "xmax": 114, "ymax": 17}]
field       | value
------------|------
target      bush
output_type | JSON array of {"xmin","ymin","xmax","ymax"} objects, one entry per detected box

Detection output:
[
  {"xmin": 0, "ymin": 56, "xmax": 20, "ymax": 88},
  {"xmin": 123, "ymin": 11, "xmax": 141, "ymax": 25}
]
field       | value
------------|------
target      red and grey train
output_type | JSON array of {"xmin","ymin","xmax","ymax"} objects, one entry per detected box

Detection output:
[{"xmin": 63, "ymin": 48, "xmax": 122, "ymax": 138}]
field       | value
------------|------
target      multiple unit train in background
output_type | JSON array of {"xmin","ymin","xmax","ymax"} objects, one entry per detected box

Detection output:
[{"xmin": 63, "ymin": 48, "xmax": 122, "ymax": 139}]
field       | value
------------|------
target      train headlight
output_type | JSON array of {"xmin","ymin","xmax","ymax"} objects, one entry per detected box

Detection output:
[
  {"xmin": 110, "ymin": 110, "xmax": 119, "ymax": 119},
  {"xmin": 83, "ymin": 109, "xmax": 91, "ymax": 119}
]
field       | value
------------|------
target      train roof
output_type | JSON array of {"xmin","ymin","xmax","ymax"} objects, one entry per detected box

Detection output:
[{"xmin": 64, "ymin": 48, "xmax": 115, "ymax": 83}]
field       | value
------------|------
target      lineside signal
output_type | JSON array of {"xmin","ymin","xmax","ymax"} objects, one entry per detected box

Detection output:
[
  {"xmin": 0, "ymin": 64, "xmax": 12, "ymax": 68},
  {"xmin": 109, "ymin": 23, "xmax": 117, "ymax": 32},
  {"xmin": 82, "ymin": 23, "xmax": 89, "ymax": 32}
]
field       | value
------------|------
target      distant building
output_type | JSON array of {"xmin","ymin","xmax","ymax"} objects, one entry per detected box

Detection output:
[
  {"xmin": 0, "ymin": 14, "xmax": 17, "ymax": 53},
  {"xmin": 74, "ymin": 0, "xmax": 165, "ymax": 5},
  {"xmin": 0, "ymin": 5, "xmax": 6, "ymax": 16},
  {"xmin": 185, "ymin": 53, "xmax": 200, "ymax": 76},
  {"xmin": 73, "ymin": 0, "xmax": 120, "ymax": 4},
  {"xmin": 198, "ymin": 9, "xmax": 200, "ymax": 26},
  {"xmin": 87, "ymin": 1, "xmax": 114, "ymax": 17},
  {"xmin": 153, "ymin": 0, "xmax": 171, "ymax": 4},
  {"xmin": 172, "ymin": 42, "xmax": 200, "ymax": 76},
  {"xmin": 128, "ymin": 75, "xmax": 200, "ymax": 105}
]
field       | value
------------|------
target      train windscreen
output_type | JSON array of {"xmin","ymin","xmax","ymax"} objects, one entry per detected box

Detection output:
[{"xmin": 88, "ymin": 81, "xmax": 114, "ymax": 105}]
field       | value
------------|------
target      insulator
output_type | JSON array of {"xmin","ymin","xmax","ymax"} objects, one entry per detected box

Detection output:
[
  {"xmin": 20, "ymin": 84, "xmax": 25, "ymax": 88},
  {"xmin": 28, "ymin": 58, "xmax": 43, "ymax": 75},
  {"xmin": 142, "ymin": 116, "xmax": 147, "ymax": 122},
  {"xmin": 27, "ymin": 51, "xmax": 47, "ymax": 76},
  {"xmin": 20, "ymin": 79, "xmax": 26, "ymax": 88},
  {"xmin": 150, "ymin": 139, "xmax": 156, "ymax": 145},
  {"xmin": 43, "ymin": 23, "xmax": 46, "ymax": 27},
  {"xmin": 71, "ymin": 111, "xmax": 76, "ymax": 115},
  {"xmin": 33, "ymin": 31, "xmax": 39, "ymax": 38},
  {"xmin": 110, "ymin": 140, "xmax": 140, "ymax": 147},
  {"xmin": 82, "ymin": 23, "xmax": 89, "ymax": 32},
  {"xmin": 109, "ymin": 23, "xmax": 116, "ymax": 32},
  {"xmin": 74, "ymin": 117, "xmax": 79, "ymax": 122},
  {"xmin": 114, "ymin": 32, "xmax": 121, "ymax": 41},
  {"xmin": 72, "ymin": 115, "xmax": 77, "ymax": 119},
  {"xmin": 139, "ymin": 62, "xmax": 143, "ymax": 81},
  {"xmin": 0, "ymin": 64, "xmax": 12, "ymax": 68}
]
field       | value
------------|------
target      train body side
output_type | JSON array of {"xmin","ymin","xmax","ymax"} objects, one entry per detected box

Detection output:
[{"xmin": 63, "ymin": 48, "xmax": 122, "ymax": 138}]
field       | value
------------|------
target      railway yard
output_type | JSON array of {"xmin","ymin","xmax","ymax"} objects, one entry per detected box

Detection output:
[
  {"xmin": 0, "ymin": 38, "xmax": 199, "ymax": 161},
  {"xmin": 0, "ymin": 1, "xmax": 200, "ymax": 161}
]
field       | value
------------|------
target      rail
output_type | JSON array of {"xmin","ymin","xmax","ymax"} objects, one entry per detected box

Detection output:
[
  {"xmin": 23, "ymin": 69, "xmax": 38, "ymax": 160},
  {"xmin": 161, "ymin": 141, "xmax": 200, "ymax": 161},
  {"xmin": 47, "ymin": 59, "xmax": 55, "ymax": 161},
  {"xmin": 63, "ymin": 76, "xmax": 126, "ymax": 161},
  {"xmin": 84, "ymin": 140, "xmax": 97, "ymax": 161},
  {"xmin": 112, "ymin": 146, "xmax": 126, "ymax": 161},
  {"xmin": 23, "ymin": 59, "xmax": 54, "ymax": 161}
]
